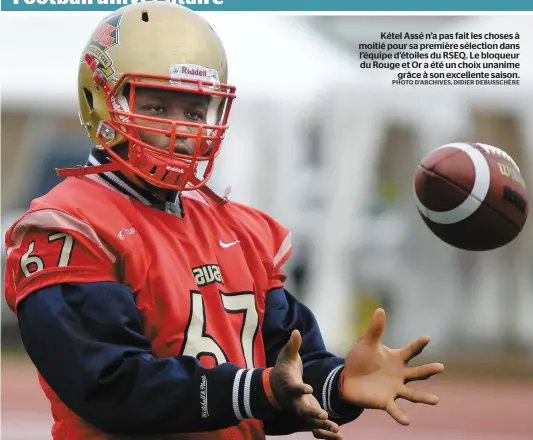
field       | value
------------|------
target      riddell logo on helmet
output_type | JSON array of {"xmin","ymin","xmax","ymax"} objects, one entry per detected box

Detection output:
[
  {"xmin": 169, "ymin": 64, "xmax": 220, "ymax": 84},
  {"xmin": 180, "ymin": 66, "xmax": 208, "ymax": 77},
  {"xmin": 166, "ymin": 165, "xmax": 185, "ymax": 173}
]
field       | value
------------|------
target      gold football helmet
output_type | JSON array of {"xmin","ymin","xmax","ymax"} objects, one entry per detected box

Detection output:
[{"xmin": 58, "ymin": 2, "xmax": 236, "ymax": 194}]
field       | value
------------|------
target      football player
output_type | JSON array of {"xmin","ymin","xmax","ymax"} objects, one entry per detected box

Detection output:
[{"xmin": 4, "ymin": 3, "xmax": 444, "ymax": 439}]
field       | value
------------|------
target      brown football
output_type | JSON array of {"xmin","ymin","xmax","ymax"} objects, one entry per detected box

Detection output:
[{"xmin": 414, "ymin": 142, "xmax": 529, "ymax": 251}]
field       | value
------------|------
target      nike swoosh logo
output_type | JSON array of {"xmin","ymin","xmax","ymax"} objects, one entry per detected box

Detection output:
[{"xmin": 219, "ymin": 239, "xmax": 240, "ymax": 248}]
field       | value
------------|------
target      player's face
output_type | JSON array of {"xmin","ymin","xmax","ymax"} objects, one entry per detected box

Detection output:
[{"xmin": 132, "ymin": 87, "xmax": 210, "ymax": 155}]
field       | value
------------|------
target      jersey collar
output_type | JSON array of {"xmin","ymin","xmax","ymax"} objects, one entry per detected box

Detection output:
[{"xmin": 86, "ymin": 146, "xmax": 184, "ymax": 217}]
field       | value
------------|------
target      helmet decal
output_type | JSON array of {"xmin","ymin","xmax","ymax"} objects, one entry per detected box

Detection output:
[{"xmin": 84, "ymin": 12, "xmax": 124, "ymax": 80}]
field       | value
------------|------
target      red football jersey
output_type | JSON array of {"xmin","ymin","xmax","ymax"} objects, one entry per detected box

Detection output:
[{"xmin": 4, "ymin": 175, "xmax": 292, "ymax": 440}]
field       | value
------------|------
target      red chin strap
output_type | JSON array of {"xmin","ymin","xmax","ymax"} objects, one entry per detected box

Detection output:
[
  {"xmin": 56, "ymin": 161, "xmax": 121, "ymax": 177},
  {"xmin": 56, "ymin": 159, "xmax": 229, "ymax": 206}
]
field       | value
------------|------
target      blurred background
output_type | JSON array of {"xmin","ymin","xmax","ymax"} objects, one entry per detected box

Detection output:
[{"xmin": 1, "ymin": 11, "xmax": 533, "ymax": 440}]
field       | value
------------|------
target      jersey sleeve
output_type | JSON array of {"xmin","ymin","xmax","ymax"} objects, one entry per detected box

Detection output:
[
  {"xmin": 17, "ymin": 281, "xmax": 280, "ymax": 435},
  {"xmin": 4, "ymin": 208, "xmax": 118, "ymax": 311},
  {"xmin": 233, "ymin": 204, "xmax": 293, "ymax": 291},
  {"xmin": 266, "ymin": 217, "xmax": 292, "ymax": 290}
]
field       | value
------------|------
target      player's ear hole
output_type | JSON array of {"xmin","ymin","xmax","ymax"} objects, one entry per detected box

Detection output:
[
  {"xmin": 122, "ymin": 85, "xmax": 131, "ymax": 104},
  {"xmin": 83, "ymin": 88, "xmax": 93, "ymax": 111},
  {"xmin": 142, "ymin": 11, "xmax": 149, "ymax": 22}
]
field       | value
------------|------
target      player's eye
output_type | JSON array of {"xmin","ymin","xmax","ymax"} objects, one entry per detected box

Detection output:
[
  {"xmin": 143, "ymin": 105, "xmax": 166, "ymax": 114},
  {"xmin": 187, "ymin": 110, "xmax": 205, "ymax": 121}
]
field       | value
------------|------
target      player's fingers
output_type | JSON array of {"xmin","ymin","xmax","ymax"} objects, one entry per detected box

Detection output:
[
  {"xmin": 295, "ymin": 400, "xmax": 328, "ymax": 420},
  {"xmin": 306, "ymin": 418, "xmax": 339, "ymax": 431},
  {"xmin": 285, "ymin": 380, "xmax": 314, "ymax": 398},
  {"xmin": 398, "ymin": 386, "xmax": 440, "ymax": 405},
  {"xmin": 385, "ymin": 400, "xmax": 410, "ymax": 426},
  {"xmin": 399, "ymin": 336, "xmax": 430, "ymax": 362},
  {"xmin": 404, "ymin": 363, "xmax": 444, "ymax": 383},
  {"xmin": 359, "ymin": 308, "xmax": 386, "ymax": 345},
  {"xmin": 280, "ymin": 330, "xmax": 302, "ymax": 362},
  {"xmin": 310, "ymin": 422, "xmax": 342, "ymax": 440},
  {"xmin": 312, "ymin": 428, "xmax": 343, "ymax": 440}
]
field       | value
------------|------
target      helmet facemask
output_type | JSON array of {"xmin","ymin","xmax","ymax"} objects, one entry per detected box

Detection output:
[{"xmin": 90, "ymin": 55, "xmax": 236, "ymax": 192}]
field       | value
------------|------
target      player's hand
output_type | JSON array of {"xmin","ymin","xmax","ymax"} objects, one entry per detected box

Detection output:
[
  {"xmin": 270, "ymin": 330, "xmax": 342, "ymax": 439},
  {"xmin": 340, "ymin": 308, "xmax": 444, "ymax": 426},
  {"xmin": 301, "ymin": 393, "xmax": 343, "ymax": 440}
]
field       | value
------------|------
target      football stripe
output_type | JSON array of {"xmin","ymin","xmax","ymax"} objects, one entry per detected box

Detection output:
[{"xmin": 414, "ymin": 143, "xmax": 491, "ymax": 224}]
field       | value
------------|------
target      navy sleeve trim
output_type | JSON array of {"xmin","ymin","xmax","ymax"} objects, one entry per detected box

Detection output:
[
  {"xmin": 17, "ymin": 282, "xmax": 277, "ymax": 435},
  {"xmin": 317, "ymin": 361, "xmax": 365, "ymax": 421},
  {"xmin": 232, "ymin": 368, "xmax": 269, "ymax": 420},
  {"xmin": 322, "ymin": 364, "xmax": 345, "ymax": 417}
]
